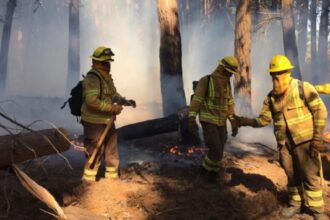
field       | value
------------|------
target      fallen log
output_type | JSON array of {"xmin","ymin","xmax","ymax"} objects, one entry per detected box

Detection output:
[
  {"xmin": 117, "ymin": 109, "xmax": 201, "ymax": 145},
  {"xmin": 0, "ymin": 128, "xmax": 71, "ymax": 168},
  {"xmin": 117, "ymin": 114, "xmax": 179, "ymax": 140}
]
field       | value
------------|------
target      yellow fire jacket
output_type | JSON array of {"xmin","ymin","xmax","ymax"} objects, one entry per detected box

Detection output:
[
  {"xmin": 252, "ymin": 78, "xmax": 327, "ymax": 145},
  {"xmin": 314, "ymin": 83, "xmax": 330, "ymax": 94},
  {"xmin": 188, "ymin": 68, "xmax": 235, "ymax": 126},
  {"xmin": 81, "ymin": 68, "xmax": 120, "ymax": 124}
]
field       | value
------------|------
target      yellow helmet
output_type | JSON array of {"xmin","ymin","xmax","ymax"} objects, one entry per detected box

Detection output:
[
  {"xmin": 268, "ymin": 55, "xmax": 294, "ymax": 73},
  {"xmin": 220, "ymin": 56, "xmax": 238, "ymax": 74},
  {"xmin": 90, "ymin": 46, "xmax": 115, "ymax": 62}
]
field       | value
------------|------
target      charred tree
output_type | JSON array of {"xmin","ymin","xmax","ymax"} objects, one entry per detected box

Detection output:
[
  {"xmin": 281, "ymin": 0, "xmax": 301, "ymax": 79},
  {"xmin": 67, "ymin": 0, "xmax": 80, "ymax": 94},
  {"xmin": 234, "ymin": 0, "xmax": 253, "ymax": 115},
  {"xmin": 297, "ymin": 0, "xmax": 308, "ymax": 66},
  {"xmin": 0, "ymin": 128, "xmax": 70, "ymax": 168},
  {"xmin": 0, "ymin": 0, "xmax": 16, "ymax": 93},
  {"xmin": 317, "ymin": 0, "xmax": 329, "ymax": 77},
  {"xmin": 310, "ymin": 0, "xmax": 317, "ymax": 82},
  {"xmin": 157, "ymin": 0, "xmax": 186, "ymax": 116}
]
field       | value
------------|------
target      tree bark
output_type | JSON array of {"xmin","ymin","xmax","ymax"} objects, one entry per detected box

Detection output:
[
  {"xmin": 118, "ymin": 114, "xmax": 179, "ymax": 140},
  {"xmin": 67, "ymin": 0, "xmax": 80, "ymax": 94},
  {"xmin": 281, "ymin": 0, "xmax": 302, "ymax": 79},
  {"xmin": 0, "ymin": 0, "xmax": 16, "ymax": 93},
  {"xmin": 317, "ymin": 0, "xmax": 329, "ymax": 77},
  {"xmin": 234, "ymin": 0, "xmax": 253, "ymax": 115},
  {"xmin": 297, "ymin": 0, "xmax": 308, "ymax": 66},
  {"xmin": 157, "ymin": 0, "xmax": 187, "ymax": 116},
  {"xmin": 0, "ymin": 128, "xmax": 70, "ymax": 168},
  {"xmin": 310, "ymin": 0, "xmax": 318, "ymax": 82}
]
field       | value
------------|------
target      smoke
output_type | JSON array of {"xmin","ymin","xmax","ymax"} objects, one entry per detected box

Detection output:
[{"xmin": 0, "ymin": 1, "xmax": 327, "ymax": 132}]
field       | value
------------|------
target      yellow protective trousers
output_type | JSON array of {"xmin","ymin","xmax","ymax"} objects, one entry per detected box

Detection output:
[
  {"xmin": 82, "ymin": 120, "xmax": 119, "ymax": 180},
  {"xmin": 279, "ymin": 138, "xmax": 324, "ymax": 213},
  {"xmin": 201, "ymin": 122, "xmax": 227, "ymax": 172}
]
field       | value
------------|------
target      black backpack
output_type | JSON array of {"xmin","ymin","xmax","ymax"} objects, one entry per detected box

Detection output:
[{"xmin": 61, "ymin": 71, "xmax": 102, "ymax": 116}]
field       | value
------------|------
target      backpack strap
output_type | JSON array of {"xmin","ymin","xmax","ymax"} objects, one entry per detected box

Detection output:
[
  {"xmin": 298, "ymin": 80, "xmax": 307, "ymax": 106},
  {"xmin": 86, "ymin": 70, "xmax": 103, "ymax": 99},
  {"xmin": 266, "ymin": 80, "xmax": 309, "ymax": 118}
]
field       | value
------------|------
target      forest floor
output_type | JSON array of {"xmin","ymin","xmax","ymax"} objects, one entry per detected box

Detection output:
[{"xmin": 0, "ymin": 132, "xmax": 330, "ymax": 220}]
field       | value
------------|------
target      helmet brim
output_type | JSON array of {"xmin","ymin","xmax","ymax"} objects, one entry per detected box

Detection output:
[
  {"xmin": 90, "ymin": 55, "xmax": 114, "ymax": 62},
  {"xmin": 220, "ymin": 60, "xmax": 237, "ymax": 74},
  {"xmin": 268, "ymin": 65, "xmax": 294, "ymax": 73}
]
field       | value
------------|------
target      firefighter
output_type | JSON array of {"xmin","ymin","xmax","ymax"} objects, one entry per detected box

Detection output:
[
  {"xmin": 188, "ymin": 56, "xmax": 239, "ymax": 182},
  {"xmin": 81, "ymin": 46, "xmax": 123, "ymax": 182},
  {"xmin": 235, "ymin": 55, "xmax": 328, "ymax": 220}
]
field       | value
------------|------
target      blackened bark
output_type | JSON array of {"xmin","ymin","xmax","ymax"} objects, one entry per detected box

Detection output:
[
  {"xmin": 0, "ymin": 0, "xmax": 16, "ymax": 93},
  {"xmin": 281, "ymin": 0, "xmax": 302, "ymax": 79},
  {"xmin": 310, "ymin": 0, "xmax": 317, "ymax": 82},
  {"xmin": 297, "ymin": 0, "xmax": 308, "ymax": 66},
  {"xmin": 0, "ymin": 128, "xmax": 70, "ymax": 168},
  {"xmin": 157, "ymin": 0, "xmax": 187, "ymax": 116},
  {"xmin": 234, "ymin": 0, "xmax": 253, "ymax": 115},
  {"xmin": 67, "ymin": 0, "xmax": 80, "ymax": 94},
  {"xmin": 118, "ymin": 114, "xmax": 179, "ymax": 140},
  {"xmin": 317, "ymin": 0, "xmax": 329, "ymax": 77}
]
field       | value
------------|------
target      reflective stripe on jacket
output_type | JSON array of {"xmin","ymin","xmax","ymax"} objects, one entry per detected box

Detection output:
[
  {"xmin": 188, "ymin": 69, "xmax": 234, "ymax": 126},
  {"xmin": 81, "ymin": 68, "xmax": 119, "ymax": 124},
  {"xmin": 254, "ymin": 78, "xmax": 327, "ymax": 145}
]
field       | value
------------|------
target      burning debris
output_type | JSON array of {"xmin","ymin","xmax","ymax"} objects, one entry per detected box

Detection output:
[{"xmin": 167, "ymin": 145, "xmax": 206, "ymax": 157}]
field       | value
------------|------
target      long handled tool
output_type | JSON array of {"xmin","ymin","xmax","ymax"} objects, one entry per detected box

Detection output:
[
  {"xmin": 85, "ymin": 96, "xmax": 136, "ymax": 170},
  {"xmin": 86, "ymin": 116, "xmax": 116, "ymax": 170},
  {"xmin": 319, "ymin": 153, "xmax": 324, "ymax": 186}
]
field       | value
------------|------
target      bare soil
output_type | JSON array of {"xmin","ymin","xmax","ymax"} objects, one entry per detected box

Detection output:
[{"xmin": 0, "ymin": 133, "xmax": 330, "ymax": 220}]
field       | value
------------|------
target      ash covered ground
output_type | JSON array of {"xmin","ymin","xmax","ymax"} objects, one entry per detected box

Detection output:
[{"xmin": 1, "ymin": 130, "xmax": 330, "ymax": 220}]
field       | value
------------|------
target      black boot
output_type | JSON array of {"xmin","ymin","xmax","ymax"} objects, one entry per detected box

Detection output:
[
  {"xmin": 207, "ymin": 171, "xmax": 218, "ymax": 184},
  {"xmin": 200, "ymin": 166, "xmax": 218, "ymax": 184},
  {"xmin": 280, "ymin": 206, "xmax": 301, "ymax": 219}
]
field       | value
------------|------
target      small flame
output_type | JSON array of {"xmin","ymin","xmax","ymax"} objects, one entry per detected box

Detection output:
[
  {"xmin": 169, "ymin": 146, "xmax": 183, "ymax": 156},
  {"xmin": 167, "ymin": 146, "xmax": 205, "ymax": 157}
]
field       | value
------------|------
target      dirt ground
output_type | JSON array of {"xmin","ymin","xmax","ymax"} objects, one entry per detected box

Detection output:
[{"xmin": 0, "ymin": 133, "xmax": 330, "ymax": 220}]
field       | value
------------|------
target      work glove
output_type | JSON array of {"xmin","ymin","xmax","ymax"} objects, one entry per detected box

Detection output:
[
  {"xmin": 229, "ymin": 116, "xmax": 239, "ymax": 137},
  {"xmin": 188, "ymin": 117, "xmax": 199, "ymax": 138},
  {"xmin": 310, "ymin": 139, "xmax": 323, "ymax": 158},
  {"xmin": 127, "ymin": 99, "xmax": 136, "ymax": 108},
  {"xmin": 235, "ymin": 116, "xmax": 256, "ymax": 127},
  {"xmin": 110, "ymin": 103, "xmax": 123, "ymax": 115}
]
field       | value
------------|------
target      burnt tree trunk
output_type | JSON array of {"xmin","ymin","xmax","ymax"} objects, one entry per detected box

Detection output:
[
  {"xmin": 234, "ymin": 0, "xmax": 253, "ymax": 115},
  {"xmin": 317, "ymin": 0, "xmax": 329, "ymax": 77},
  {"xmin": 157, "ymin": 0, "xmax": 186, "ymax": 116},
  {"xmin": 0, "ymin": 0, "xmax": 16, "ymax": 93},
  {"xmin": 310, "ymin": 0, "xmax": 318, "ymax": 83},
  {"xmin": 297, "ymin": 0, "xmax": 308, "ymax": 66},
  {"xmin": 0, "ymin": 128, "xmax": 70, "ymax": 168},
  {"xmin": 118, "ymin": 114, "xmax": 179, "ymax": 140},
  {"xmin": 67, "ymin": 0, "xmax": 80, "ymax": 94},
  {"xmin": 281, "ymin": 0, "xmax": 301, "ymax": 79}
]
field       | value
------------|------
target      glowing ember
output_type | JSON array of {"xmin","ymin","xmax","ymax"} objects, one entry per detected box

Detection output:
[{"xmin": 167, "ymin": 145, "xmax": 205, "ymax": 157}]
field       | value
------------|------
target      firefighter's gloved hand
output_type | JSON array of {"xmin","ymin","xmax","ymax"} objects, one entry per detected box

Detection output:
[
  {"xmin": 110, "ymin": 104, "xmax": 123, "ymax": 115},
  {"xmin": 188, "ymin": 117, "xmax": 199, "ymax": 138},
  {"xmin": 229, "ymin": 117, "xmax": 239, "ymax": 137},
  {"xmin": 311, "ymin": 139, "xmax": 324, "ymax": 155},
  {"xmin": 128, "ymin": 99, "xmax": 136, "ymax": 108},
  {"xmin": 235, "ymin": 116, "xmax": 256, "ymax": 127}
]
